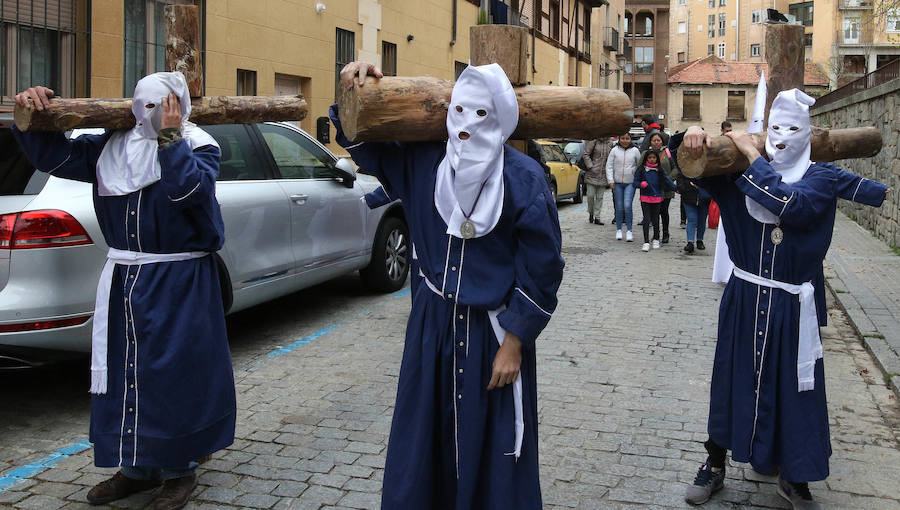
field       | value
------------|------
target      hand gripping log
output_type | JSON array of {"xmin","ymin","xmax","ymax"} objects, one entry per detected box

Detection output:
[
  {"xmin": 677, "ymin": 127, "xmax": 883, "ymax": 178},
  {"xmin": 13, "ymin": 95, "xmax": 309, "ymax": 131},
  {"xmin": 337, "ymin": 76, "xmax": 634, "ymax": 142}
]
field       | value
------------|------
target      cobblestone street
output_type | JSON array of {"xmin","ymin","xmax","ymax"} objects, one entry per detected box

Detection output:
[{"xmin": 1, "ymin": 196, "xmax": 899, "ymax": 509}]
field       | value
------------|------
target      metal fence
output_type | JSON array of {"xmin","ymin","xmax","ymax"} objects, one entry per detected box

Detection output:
[{"xmin": 814, "ymin": 58, "xmax": 900, "ymax": 109}]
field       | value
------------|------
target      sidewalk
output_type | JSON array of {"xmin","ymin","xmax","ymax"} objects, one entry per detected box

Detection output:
[{"xmin": 825, "ymin": 211, "xmax": 900, "ymax": 396}]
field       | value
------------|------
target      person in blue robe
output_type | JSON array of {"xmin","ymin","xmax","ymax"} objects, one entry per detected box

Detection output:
[
  {"xmin": 334, "ymin": 62, "xmax": 564, "ymax": 510},
  {"xmin": 671, "ymin": 89, "xmax": 889, "ymax": 509},
  {"xmin": 12, "ymin": 73, "xmax": 235, "ymax": 510}
]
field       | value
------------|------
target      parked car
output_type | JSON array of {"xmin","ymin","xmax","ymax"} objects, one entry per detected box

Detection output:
[
  {"xmin": 526, "ymin": 139, "xmax": 584, "ymax": 204},
  {"xmin": 0, "ymin": 114, "xmax": 409, "ymax": 367}
]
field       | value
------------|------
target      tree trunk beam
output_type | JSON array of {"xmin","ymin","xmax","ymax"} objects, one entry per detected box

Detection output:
[
  {"xmin": 677, "ymin": 127, "xmax": 883, "ymax": 178},
  {"xmin": 764, "ymin": 23, "xmax": 805, "ymax": 126},
  {"xmin": 338, "ymin": 76, "xmax": 634, "ymax": 142},
  {"xmin": 470, "ymin": 25, "xmax": 529, "ymax": 86},
  {"xmin": 165, "ymin": 4, "xmax": 203, "ymax": 97},
  {"xmin": 14, "ymin": 96, "xmax": 309, "ymax": 131}
]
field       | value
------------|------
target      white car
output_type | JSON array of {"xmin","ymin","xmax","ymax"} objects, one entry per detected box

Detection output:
[{"xmin": 0, "ymin": 115, "xmax": 409, "ymax": 367}]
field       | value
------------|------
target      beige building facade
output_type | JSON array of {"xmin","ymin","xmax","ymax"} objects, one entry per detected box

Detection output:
[{"xmin": 3, "ymin": 0, "xmax": 622, "ymax": 150}]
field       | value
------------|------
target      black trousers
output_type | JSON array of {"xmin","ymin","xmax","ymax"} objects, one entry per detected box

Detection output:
[
  {"xmin": 641, "ymin": 202, "xmax": 661, "ymax": 243},
  {"xmin": 661, "ymin": 198, "xmax": 672, "ymax": 236}
]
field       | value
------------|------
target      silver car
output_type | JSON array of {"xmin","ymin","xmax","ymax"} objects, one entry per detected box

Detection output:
[{"xmin": 0, "ymin": 114, "xmax": 409, "ymax": 367}]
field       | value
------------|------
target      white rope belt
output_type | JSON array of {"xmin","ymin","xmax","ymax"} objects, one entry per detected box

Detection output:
[
  {"xmin": 421, "ymin": 273, "xmax": 524, "ymax": 458},
  {"xmin": 90, "ymin": 248, "xmax": 210, "ymax": 394},
  {"xmin": 732, "ymin": 267, "xmax": 822, "ymax": 392}
]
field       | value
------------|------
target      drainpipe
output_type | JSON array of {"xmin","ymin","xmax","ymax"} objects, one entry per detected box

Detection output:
[
  {"xmin": 735, "ymin": 0, "xmax": 739, "ymax": 60},
  {"xmin": 451, "ymin": 0, "xmax": 458, "ymax": 46}
]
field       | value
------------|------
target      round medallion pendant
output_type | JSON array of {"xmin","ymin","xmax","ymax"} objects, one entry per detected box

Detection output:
[
  {"xmin": 771, "ymin": 226, "xmax": 784, "ymax": 245},
  {"xmin": 460, "ymin": 220, "xmax": 476, "ymax": 239}
]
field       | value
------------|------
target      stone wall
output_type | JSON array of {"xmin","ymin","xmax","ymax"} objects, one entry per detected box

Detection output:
[{"xmin": 811, "ymin": 78, "xmax": 900, "ymax": 250}]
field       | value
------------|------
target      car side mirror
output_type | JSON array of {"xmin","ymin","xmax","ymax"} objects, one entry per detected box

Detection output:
[
  {"xmin": 569, "ymin": 157, "xmax": 578, "ymax": 166},
  {"xmin": 335, "ymin": 158, "xmax": 357, "ymax": 188}
]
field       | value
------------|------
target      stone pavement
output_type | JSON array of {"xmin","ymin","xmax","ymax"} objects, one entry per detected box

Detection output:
[
  {"xmin": 1, "ymin": 194, "xmax": 899, "ymax": 509},
  {"xmin": 824, "ymin": 211, "xmax": 900, "ymax": 396}
]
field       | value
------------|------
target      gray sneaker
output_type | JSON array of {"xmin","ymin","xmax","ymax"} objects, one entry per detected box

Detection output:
[
  {"xmin": 685, "ymin": 461, "xmax": 725, "ymax": 505},
  {"xmin": 777, "ymin": 477, "xmax": 823, "ymax": 510}
]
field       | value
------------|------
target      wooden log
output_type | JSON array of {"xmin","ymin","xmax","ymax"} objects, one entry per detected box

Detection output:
[
  {"xmin": 677, "ymin": 127, "xmax": 883, "ymax": 178},
  {"xmin": 470, "ymin": 25, "xmax": 529, "ymax": 86},
  {"xmin": 14, "ymin": 95, "xmax": 309, "ymax": 131},
  {"xmin": 338, "ymin": 76, "xmax": 634, "ymax": 142},
  {"xmin": 165, "ymin": 4, "xmax": 203, "ymax": 97},
  {"xmin": 764, "ymin": 23, "xmax": 805, "ymax": 126}
]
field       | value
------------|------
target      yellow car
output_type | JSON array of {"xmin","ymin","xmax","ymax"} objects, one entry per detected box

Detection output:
[{"xmin": 527, "ymin": 139, "xmax": 584, "ymax": 203}]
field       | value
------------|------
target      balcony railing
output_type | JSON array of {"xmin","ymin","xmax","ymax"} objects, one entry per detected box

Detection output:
[
  {"xmin": 814, "ymin": 57, "xmax": 900, "ymax": 109},
  {"xmin": 603, "ymin": 27, "xmax": 619, "ymax": 52},
  {"xmin": 839, "ymin": 0, "xmax": 873, "ymax": 8},
  {"xmin": 634, "ymin": 98, "xmax": 654, "ymax": 109},
  {"xmin": 634, "ymin": 63, "xmax": 654, "ymax": 74}
]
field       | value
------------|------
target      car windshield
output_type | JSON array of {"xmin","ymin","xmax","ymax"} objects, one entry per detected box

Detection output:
[
  {"xmin": 0, "ymin": 128, "xmax": 49, "ymax": 196},
  {"xmin": 539, "ymin": 143, "xmax": 569, "ymax": 163}
]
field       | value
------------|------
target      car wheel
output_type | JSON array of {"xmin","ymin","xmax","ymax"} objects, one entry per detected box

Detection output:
[
  {"xmin": 361, "ymin": 216, "xmax": 410, "ymax": 292},
  {"xmin": 550, "ymin": 182, "xmax": 558, "ymax": 203},
  {"xmin": 573, "ymin": 175, "xmax": 584, "ymax": 204}
]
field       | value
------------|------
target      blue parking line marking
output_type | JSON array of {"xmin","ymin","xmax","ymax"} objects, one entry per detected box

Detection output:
[
  {"xmin": 0, "ymin": 439, "xmax": 92, "ymax": 492},
  {"xmin": 392, "ymin": 288, "xmax": 411, "ymax": 298},
  {"xmin": 267, "ymin": 325, "xmax": 340, "ymax": 358}
]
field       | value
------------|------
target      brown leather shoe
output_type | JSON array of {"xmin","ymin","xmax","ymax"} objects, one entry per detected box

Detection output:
[
  {"xmin": 151, "ymin": 473, "xmax": 197, "ymax": 510},
  {"xmin": 86, "ymin": 471, "xmax": 162, "ymax": 505}
]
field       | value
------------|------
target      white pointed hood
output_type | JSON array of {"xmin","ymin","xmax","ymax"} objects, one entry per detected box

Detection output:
[
  {"xmin": 434, "ymin": 64, "xmax": 519, "ymax": 238},
  {"xmin": 747, "ymin": 72, "xmax": 766, "ymax": 135},
  {"xmin": 746, "ymin": 88, "xmax": 815, "ymax": 224},
  {"xmin": 96, "ymin": 72, "xmax": 217, "ymax": 196}
]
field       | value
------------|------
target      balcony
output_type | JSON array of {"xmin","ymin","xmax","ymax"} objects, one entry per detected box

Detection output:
[
  {"xmin": 839, "ymin": 0, "xmax": 873, "ymax": 8},
  {"xmin": 603, "ymin": 27, "xmax": 619, "ymax": 52},
  {"xmin": 634, "ymin": 63, "xmax": 654, "ymax": 74},
  {"xmin": 633, "ymin": 98, "xmax": 654, "ymax": 110}
]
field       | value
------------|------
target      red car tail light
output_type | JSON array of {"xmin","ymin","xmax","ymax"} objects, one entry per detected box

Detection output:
[
  {"xmin": 0, "ymin": 315, "xmax": 92, "ymax": 333},
  {"xmin": 0, "ymin": 210, "xmax": 93, "ymax": 249}
]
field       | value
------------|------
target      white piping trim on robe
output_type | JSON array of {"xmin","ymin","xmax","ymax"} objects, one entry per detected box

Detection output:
[
  {"xmin": 90, "ymin": 248, "xmax": 210, "ymax": 394},
  {"xmin": 420, "ymin": 275, "xmax": 524, "ymax": 458},
  {"xmin": 732, "ymin": 267, "xmax": 822, "ymax": 392}
]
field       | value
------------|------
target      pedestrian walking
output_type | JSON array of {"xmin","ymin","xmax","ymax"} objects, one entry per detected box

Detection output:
[
  {"xmin": 581, "ymin": 137, "xmax": 611, "ymax": 225},
  {"xmin": 633, "ymin": 150, "xmax": 676, "ymax": 252},
  {"xmin": 332, "ymin": 61, "xmax": 564, "ymax": 510},
  {"xmin": 605, "ymin": 132, "xmax": 641, "ymax": 242},
  {"xmin": 672, "ymin": 89, "xmax": 891, "ymax": 509},
  {"xmin": 638, "ymin": 114, "xmax": 662, "ymax": 152},
  {"xmin": 12, "ymin": 73, "xmax": 235, "ymax": 510},
  {"xmin": 646, "ymin": 132, "xmax": 677, "ymax": 243},
  {"xmin": 677, "ymin": 168, "xmax": 711, "ymax": 254}
]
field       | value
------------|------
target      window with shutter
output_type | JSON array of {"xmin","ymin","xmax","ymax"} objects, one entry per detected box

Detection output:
[{"xmin": 683, "ymin": 90, "xmax": 700, "ymax": 120}]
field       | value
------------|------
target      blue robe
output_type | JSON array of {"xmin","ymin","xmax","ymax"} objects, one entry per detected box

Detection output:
[
  {"xmin": 671, "ymin": 133, "xmax": 887, "ymax": 482},
  {"xmin": 12, "ymin": 127, "xmax": 236, "ymax": 468},
  {"xmin": 331, "ymin": 106, "xmax": 564, "ymax": 509}
]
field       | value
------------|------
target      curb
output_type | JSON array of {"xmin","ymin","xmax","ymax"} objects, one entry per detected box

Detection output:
[{"xmin": 823, "ymin": 273, "xmax": 900, "ymax": 398}]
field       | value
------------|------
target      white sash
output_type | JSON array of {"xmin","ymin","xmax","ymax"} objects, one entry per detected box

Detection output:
[
  {"xmin": 90, "ymin": 248, "xmax": 210, "ymax": 394},
  {"xmin": 732, "ymin": 267, "xmax": 822, "ymax": 392},
  {"xmin": 421, "ymin": 273, "xmax": 524, "ymax": 458}
]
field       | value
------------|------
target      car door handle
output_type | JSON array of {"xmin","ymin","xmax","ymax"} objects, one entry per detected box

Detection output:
[{"xmin": 289, "ymin": 194, "xmax": 309, "ymax": 204}]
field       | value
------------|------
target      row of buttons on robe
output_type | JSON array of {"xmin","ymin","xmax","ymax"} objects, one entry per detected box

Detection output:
[
  {"xmin": 123, "ymin": 265, "xmax": 138, "ymax": 437},
  {"xmin": 753, "ymin": 225, "xmax": 778, "ymax": 395}
]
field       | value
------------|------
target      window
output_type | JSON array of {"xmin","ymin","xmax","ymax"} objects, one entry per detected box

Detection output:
[
  {"xmin": 683, "ymin": 90, "xmax": 700, "ymax": 119},
  {"xmin": 843, "ymin": 16, "xmax": 860, "ymax": 43},
  {"xmin": 258, "ymin": 124, "xmax": 335, "ymax": 180},
  {"xmin": 789, "ymin": 2, "xmax": 814, "ymax": 27},
  {"xmin": 335, "ymin": 28, "xmax": 355, "ymax": 99},
  {"xmin": 708, "ymin": 15, "xmax": 716, "ymax": 38},
  {"xmin": 236, "ymin": 69, "xmax": 256, "ymax": 95},
  {"xmin": 679, "ymin": 0, "xmax": 686, "ymax": 5},
  {"xmin": 804, "ymin": 33, "xmax": 812, "ymax": 47},
  {"xmin": 718, "ymin": 13, "xmax": 726, "ymax": 36},
  {"xmin": 709, "ymin": 0, "xmax": 714, "ymax": 8},
  {"xmin": 751, "ymin": 10, "xmax": 761, "ymax": 23},
  {"xmin": 727, "ymin": 90, "xmax": 745, "ymax": 120},
  {"xmin": 887, "ymin": 10, "xmax": 900, "ymax": 33},
  {"xmin": 125, "ymin": 0, "xmax": 190, "ymax": 96},
  {"xmin": 634, "ymin": 46, "xmax": 654, "ymax": 73},
  {"xmin": 719, "ymin": 0, "xmax": 727, "ymax": 6},
  {"xmin": 644, "ymin": 17, "xmax": 653, "ymax": 35},
  {"xmin": 708, "ymin": 44, "xmax": 715, "ymax": 55},
  {"xmin": 718, "ymin": 43, "xmax": 726, "ymax": 58},
  {"xmin": 203, "ymin": 125, "xmax": 268, "ymax": 181},
  {"xmin": 454, "ymin": 61, "xmax": 468, "ymax": 80},
  {"xmin": 624, "ymin": 14, "xmax": 631, "ymax": 35},
  {"xmin": 677, "ymin": 51, "xmax": 686, "ymax": 63},
  {"xmin": 678, "ymin": 21, "xmax": 686, "ymax": 34},
  {"xmin": 550, "ymin": 1, "xmax": 560, "ymax": 40},
  {"xmin": 751, "ymin": 44, "xmax": 761, "ymax": 56},
  {"xmin": 382, "ymin": 41, "xmax": 397, "ymax": 76}
]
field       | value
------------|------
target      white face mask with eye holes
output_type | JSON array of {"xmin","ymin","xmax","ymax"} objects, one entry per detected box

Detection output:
[
  {"xmin": 434, "ymin": 64, "xmax": 518, "ymax": 239},
  {"xmin": 745, "ymin": 88, "xmax": 815, "ymax": 224}
]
